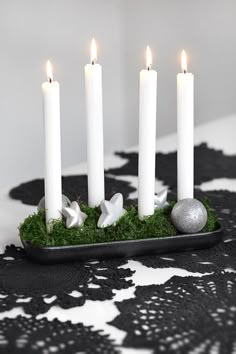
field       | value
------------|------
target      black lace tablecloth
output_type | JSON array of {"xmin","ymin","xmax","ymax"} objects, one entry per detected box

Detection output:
[{"xmin": 3, "ymin": 143, "xmax": 236, "ymax": 353}]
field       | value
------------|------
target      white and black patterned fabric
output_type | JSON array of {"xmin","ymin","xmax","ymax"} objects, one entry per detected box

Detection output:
[
  {"xmin": 0, "ymin": 245, "xmax": 134, "ymax": 315},
  {"xmin": 0, "ymin": 316, "xmax": 118, "ymax": 354},
  {"xmin": 107, "ymin": 143, "xmax": 236, "ymax": 189},
  {"xmin": 110, "ymin": 272, "xmax": 236, "ymax": 353},
  {"xmin": 5, "ymin": 143, "xmax": 236, "ymax": 353},
  {"xmin": 9, "ymin": 175, "xmax": 135, "ymax": 206}
]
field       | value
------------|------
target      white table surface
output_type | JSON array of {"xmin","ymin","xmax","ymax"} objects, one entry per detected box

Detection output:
[{"xmin": 0, "ymin": 114, "xmax": 235, "ymax": 353}]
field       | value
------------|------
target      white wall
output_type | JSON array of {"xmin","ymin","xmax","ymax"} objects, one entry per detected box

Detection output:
[
  {"xmin": 122, "ymin": 0, "xmax": 236, "ymax": 147},
  {"xmin": 0, "ymin": 0, "xmax": 126, "ymax": 185},
  {"xmin": 1, "ymin": 0, "xmax": 236, "ymax": 185}
]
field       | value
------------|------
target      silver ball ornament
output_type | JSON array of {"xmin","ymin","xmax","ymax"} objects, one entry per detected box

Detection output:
[
  {"xmin": 38, "ymin": 194, "xmax": 71, "ymax": 211},
  {"xmin": 171, "ymin": 198, "xmax": 207, "ymax": 234}
]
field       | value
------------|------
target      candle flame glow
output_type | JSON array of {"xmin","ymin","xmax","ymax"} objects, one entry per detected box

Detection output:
[
  {"xmin": 46, "ymin": 60, "xmax": 53, "ymax": 82},
  {"xmin": 146, "ymin": 46, "xmax": 152, "ymax": 70},
  {"xmin": 91, "ymin": 38, "xmax": 97, "ymax": 64},
  {"xmin": 181, "ymin": 50, "xmax": 187, "ymax": 73}
]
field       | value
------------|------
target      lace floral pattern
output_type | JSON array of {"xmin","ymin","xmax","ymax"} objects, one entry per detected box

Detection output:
[
  {"xmin": 110, "ymin": 272, "xmax": 236, "ymax": 353},
  {"xmin": 0, "ymin": 316, "xmax": 118, "ymax": 354},
  {"xmin": 0, "ymin": 245, "xmax": 134, "ymax": 315}
]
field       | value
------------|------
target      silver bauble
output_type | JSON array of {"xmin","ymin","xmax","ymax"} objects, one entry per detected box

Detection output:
[
  {"xmin": 38, "ymin": 194, "xmax": 71, "ymax": 211},
  {"xmin": 171, "ymin": 198, "xmax": 207, "ymax": 234}
]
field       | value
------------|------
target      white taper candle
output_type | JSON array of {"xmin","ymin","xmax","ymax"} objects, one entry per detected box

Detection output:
[
  {"xmin": 177, "ymin": 50, "xmax": 194, "ymax": 200},
  {"xmin": 85, "ymin": 38, "xmax": 105, "ymax": 207},
  {"xmin": 138, "ymin": 46, "xmax": 157, "ymax": 219},
  {"xmin": 42, "ymin": 60, "xmax": 62, "ymax": 231}
]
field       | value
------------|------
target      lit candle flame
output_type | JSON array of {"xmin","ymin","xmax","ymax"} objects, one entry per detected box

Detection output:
[
  {"xmin": 91, "ymin": 38, "xmax": 97, "ymax": 64},
  {"xmin": 181, "ymin": 50, "xmax": 187, "ymax": 73},
  {"xmin": 46, "ymin": 60, "xmax": 53, "ymax": 82},
  {"xmin": 146, "ymin": 46, "xmax": 152, "ymax": 70}
]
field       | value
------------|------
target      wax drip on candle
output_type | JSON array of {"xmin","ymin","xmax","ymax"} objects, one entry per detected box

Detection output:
[
  {"xmin": 181, "ymin": 50, "xmax": 187, "ymax": 74},
  {"xmin": 91, "ymin": 38, "xmax": 97, "ymax": 65},
  {"xmin": 47, "ymin": 60, "xmax": 53, "ymax": 83},
  {"xmin": 146, "ymin": 46, "xmax": 152, "ymax": 71}
]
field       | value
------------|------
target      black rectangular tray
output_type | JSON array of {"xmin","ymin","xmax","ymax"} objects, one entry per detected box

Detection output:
[{"xmin": 22, "ymin": 226, "xmax": 223, "ymax": 264}]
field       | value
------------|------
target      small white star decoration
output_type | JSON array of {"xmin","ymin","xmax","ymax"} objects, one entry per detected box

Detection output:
[
  {"xmin": 62, "ymin": 201, "xmax": 87, "ymax": 228},
  {"xmin": 97, "ymin": 193, "xmax": 126, "ymax": 228},
  {"xmin": 154, "ymin": 189, "xmax": 169, "ymax": 209},
  {"xmin": 59, "ymin": 190, "xmax": 168, "ymax": 230}
]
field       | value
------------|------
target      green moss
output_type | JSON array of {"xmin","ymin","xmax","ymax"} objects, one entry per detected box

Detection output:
[
  {"xmin": 202, "ymin": 198, "xmax": 220, "ymax": 232},
  {"xmin": 19, "ymin": 199, "xmax": 220, "ymax": 247}
]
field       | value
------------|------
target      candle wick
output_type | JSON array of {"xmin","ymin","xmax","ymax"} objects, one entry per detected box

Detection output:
[
  {"xmin": 183, "ymin": 70, "xmax": 187, "ymax": 74},
  {"xmin": 49, "ymin": 77, "xmax": 52, "ymax": 83}
]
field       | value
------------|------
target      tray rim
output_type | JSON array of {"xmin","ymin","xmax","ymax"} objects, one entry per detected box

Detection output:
[{"xmin": 22, "ymin": 225, "xmax": 223, "ymax": 250}]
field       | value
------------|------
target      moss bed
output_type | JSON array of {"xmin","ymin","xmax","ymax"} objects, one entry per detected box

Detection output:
[{"xmin": 19, "ymin": 199, "xmax": 220, "ymax": 247}]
